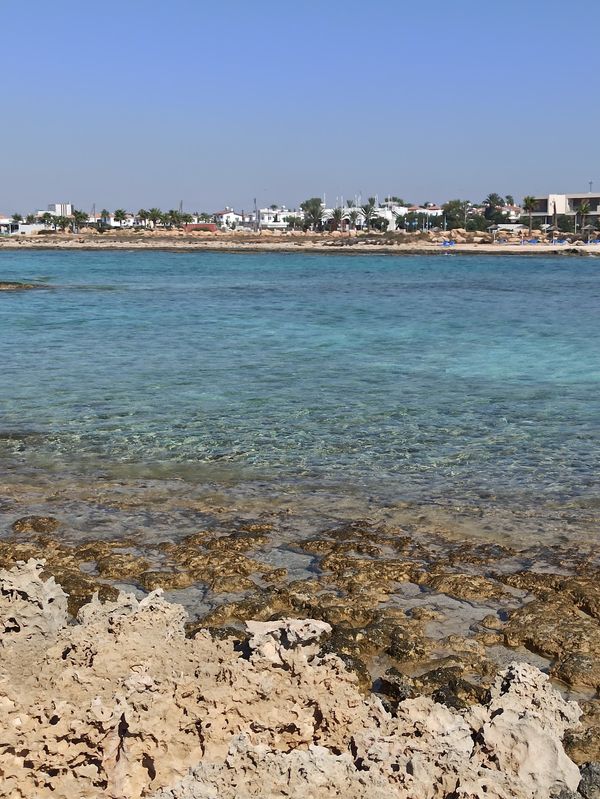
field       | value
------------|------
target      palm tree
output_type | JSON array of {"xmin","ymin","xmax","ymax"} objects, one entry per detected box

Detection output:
[
  {"xmin": 483, "ymin": 192, "xmax": 505, "ymax": 220},
  {"xmin": 360, "ymin": 199, "xmax": 377, "ymax": 230},
  {"xmin": 328, "ymin": 207, "xmax": 344, "ymax": 231},
  {"xmin": 522, "ymin": 196, "xmax": 536, "ymax": 234},
  {"xmin": 578, "ymin": 201, "xmax": 590, "ymax": 236},
  {"xmin": 25, "ymin": 214, "xmax": 36, "ymax": 224},
  {"xmin": 346, "ymin": 210, "xmax": 359, "ymax": 230},
  {"xmin": 394, "ymin": 211, "xmax": 406, "ymax": 231},
  {"xmin": 148, "ymin": 208, "xmax": 162, "ymax": 229},
  {"xmin": 55, "ymin": 215, "xmax": 70, "ymax": 232},
  {"xmin": 167, "ymin": 210, "xmax": 183, "ymax": 229},
  {"xmin": 41, "ymin": 212, "xmax": 55, "ymax": 230},
  {"xmin": 71, "ymin": 209, "xmax": 89, "ymax": 232},
  {"xmin": 137, "ymin": 209, "xmax": 149, "ymax": 228},
  {"xmin": 300, "ymin": 198, "xmax": 324, "ymax": 231},
  {"xmin": 113, "ymin": 209, "xmax": 127, "ymax": 228},
  {"xmin": 11, "ymin": 213, "xmax": 22, "ymax": 223}
]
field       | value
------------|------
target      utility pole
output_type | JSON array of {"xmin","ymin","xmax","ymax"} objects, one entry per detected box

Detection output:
[{"xmin": 589, "ymin": 180, "xmax": 593, "ymax": 194}]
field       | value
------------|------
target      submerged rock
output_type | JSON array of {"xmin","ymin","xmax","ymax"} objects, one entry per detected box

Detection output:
[{"xmin": 11, "ymin": 515, "xmax": 60, "ymax": 534}]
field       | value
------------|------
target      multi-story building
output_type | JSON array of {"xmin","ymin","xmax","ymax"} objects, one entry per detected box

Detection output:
[
  {"xmin": 47, "ymin": 203, "xmax": 73, "ymax": 217},
  {"xmin": 530, "ymin": 193, "xmax": 600, "ymax": 223}
]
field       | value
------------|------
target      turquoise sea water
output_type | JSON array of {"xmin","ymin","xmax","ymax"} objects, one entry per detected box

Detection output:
[{"xmin": 1, "ymin": 251, "xmax": 599, "ymax": 509}]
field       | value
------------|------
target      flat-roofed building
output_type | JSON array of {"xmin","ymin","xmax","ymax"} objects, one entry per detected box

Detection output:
[
  {"xmin": 531, "ymin": 193, "xmax": 600, "ymax": 220},
  {"xmin": 48, "ymin": 203, "xmax": 73, "ymax": 217}
]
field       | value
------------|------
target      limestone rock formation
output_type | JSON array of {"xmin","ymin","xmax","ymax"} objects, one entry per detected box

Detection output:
[
  {"xmin": 0, "ymin": 558, "xmax": 67, "ymax": 640},
  {"xmin": 0, "ymin": 560, "xmax": 584, "ymax": 799}
]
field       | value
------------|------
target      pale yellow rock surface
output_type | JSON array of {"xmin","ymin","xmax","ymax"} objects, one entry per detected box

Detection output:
[{"xmin": 0, "ymin": 560, "xmax": 583, "ymax": 799}]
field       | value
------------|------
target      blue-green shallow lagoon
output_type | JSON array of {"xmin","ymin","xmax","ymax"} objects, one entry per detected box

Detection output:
[{"xmin": 1, "ymin": 250, "xmax": 599, "ymax": 512}]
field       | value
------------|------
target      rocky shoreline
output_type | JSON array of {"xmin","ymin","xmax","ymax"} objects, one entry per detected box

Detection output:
[
  {"xmin": 1, "ymin": 487, "xmax": 599, "ymax": 792},
  {"xmin": 1, "ymin": 557, "xmax": 598, "ymax": 799}
]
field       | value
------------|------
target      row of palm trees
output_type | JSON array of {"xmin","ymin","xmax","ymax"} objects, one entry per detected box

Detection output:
[
  {"xmin": 10, "ymin": 207, "xmax": 210, "ymax": 232},
  {"xmin": 299, "ymin": 197, "xmax": 389, "ymax": 232},
  {"xmin": 104, "ymin": 208, "xmax": 197, "ymax": 229}
]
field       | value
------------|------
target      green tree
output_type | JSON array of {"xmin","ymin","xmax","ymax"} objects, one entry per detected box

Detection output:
[
  {"xmin": 300, "ymin": 197, "xmax": 324, "ymax": 231},
  {"xmin": 41, "ymin": 212, "xmax": 55, "ymax": 229},
  {"xmin": 113, "ymin": 209, "xmax": 127, "ymax": 227},
  {"xmin": 483, "ymin": 193, "xmax": 505, "ymax": 220},
  {"xmin": 522, "ymin": 196, "xmax": 536, "ymax": 234},
  {"xmin": 99, "ymin": 209, "xmax": 111, "ymax": 229},
  {"xmin": 284, "ymin": 215, "xmax": 303, "ymax": 230},
  {"xmin": 71, "ymin": 209, "xmax": 89, "ymax": 232},
  {"xmin": 442, "ymin": 199, "xmax": 470, "ymax": 229},
  {"xmin": 346, "ymin": 209, "xmax": 359, "ymax": 230},
  {"xmin": 393, "ymin": 211, "xmax": 406, "ymax": 230},
  {"xmin": 55, "ymin": 215, "xmax": 70, "ymax": 232},
  {"xmin": 328, "ymin": 207, "xmax": 344, "ymax": 231},
  {"xmin": 148, "ymin": 208, "xmax": 162, "ymax": 229},
  {"xmin": 372, "ymin": 216, "xmax": 389, "ymax": 232},
  {"xmin": 25, "ymin": 214, "xmax": 36, "ymax": 224},
  {"xmin": 137, "ymin": 209, "xmax": 149, "ymax": 227},
  {"xmin": 11, "ymin": 213, "xmax": 23, "ymax": 223},
  {"xmin": 578, "ymin": 201, "xmax": 590, "ymax": 236},
  {"xmin": 360, "ymin": 199, "xmax": 377, "ymax": 230},
  {"xmin": 505, "ymin": 195, "xmax": 515, "ymax": 206}
]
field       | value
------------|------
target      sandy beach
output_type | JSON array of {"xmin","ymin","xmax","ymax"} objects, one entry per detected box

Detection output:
[{"xmin": 2, "ymin": 230, "xmax": 600, "ymax": 256}]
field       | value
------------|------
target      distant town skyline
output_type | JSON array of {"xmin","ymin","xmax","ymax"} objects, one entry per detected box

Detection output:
[{"xmin": 2, "ymin": 0, "xmax": 599, "ymax": 212}]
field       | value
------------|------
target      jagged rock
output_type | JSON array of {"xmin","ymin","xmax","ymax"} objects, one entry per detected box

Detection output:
[
  {"xmin": 0, "ymin": 562, "xmax": 584, "ymax": 799},
  {"xmin": 0, "ymin": 558, "xmax": 67, "ymax": 640}
]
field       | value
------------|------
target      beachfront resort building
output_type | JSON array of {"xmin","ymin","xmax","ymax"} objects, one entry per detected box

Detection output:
[{"xmin": 530, "ymin": 193, "xmax": 600, "ymax": 226}]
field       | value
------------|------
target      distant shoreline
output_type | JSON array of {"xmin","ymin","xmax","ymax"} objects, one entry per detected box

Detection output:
[{"xmin": 1, "ymin": 235, "xmax": 600, "ymax": 257}]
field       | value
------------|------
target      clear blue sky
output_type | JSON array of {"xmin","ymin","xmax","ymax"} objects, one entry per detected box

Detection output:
[{"xmin": 2, "ymin": 0, "xmax": 599, "ymax": 214}]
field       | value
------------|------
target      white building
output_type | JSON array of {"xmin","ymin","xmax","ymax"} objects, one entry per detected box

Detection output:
[
  {"xmin": 0, "ymin": 216, "xmax": 19, "ymax": 234},
  {"xmin": 213, "ymin": 208, "xmax": 244, "ymax": 229},
  {"xmin": 0, "ymin": 217, "xmax": 45, "ymax": 235},
  {"xmin": 530, "ymin": 193, "xmax": 600, "ymax": 222},
  {"xmin": 48, "ymin": 203, "xmax": 72, "ymax": 216},
  {"xmin": 101, "ymin": 212, "xmax": 136, "ymax": 228},
  {"xmin": 257, "ymin": 207, "xmax": 302, "ymax": 230}
]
